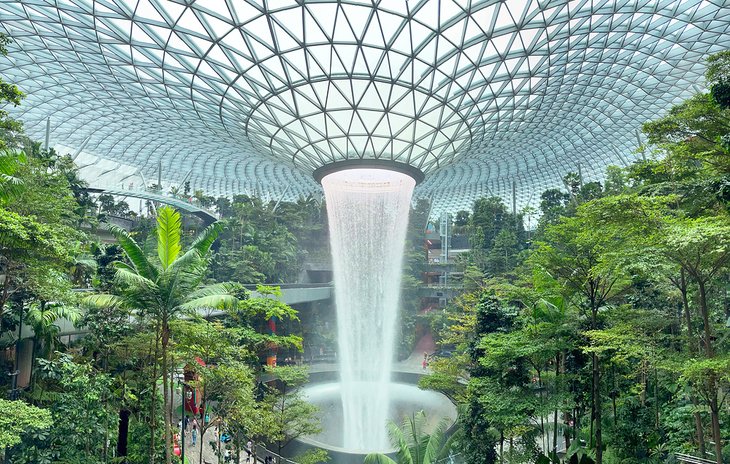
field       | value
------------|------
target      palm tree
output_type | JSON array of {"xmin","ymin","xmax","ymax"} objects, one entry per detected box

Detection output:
[
  {"xmin": 25, "ymin": 301, "xmax": 81, "ymax": 360},
  {"xmin": 0, "ymin": 149, "xmax": 25, "ymax": 203},
  {"xmin": 364, "ymin": 410, "xmax": 454, "ymax": 464},
  {"xmin": 84, "ymin": 206, "xmax": 241, "ymax": 464}
]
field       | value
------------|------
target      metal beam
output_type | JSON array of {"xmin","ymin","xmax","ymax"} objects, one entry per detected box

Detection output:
[
  {"xmin": 71, "ymin": 134, "xmax": 93, "ymax": 160},
  {"xmin": 44, "ymin": 117, "xmax": 51, "ymax": 151}
]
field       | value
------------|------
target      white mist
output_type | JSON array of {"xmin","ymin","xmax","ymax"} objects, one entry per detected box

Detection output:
[{"xmin": 321, "ymin": 168, "xmax": 415, "ymax": 451}]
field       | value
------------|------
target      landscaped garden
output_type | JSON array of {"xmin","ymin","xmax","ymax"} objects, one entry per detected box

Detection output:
[{"xmin": 1, "ymin": 17, "xmax": 729, "ymax": 464}]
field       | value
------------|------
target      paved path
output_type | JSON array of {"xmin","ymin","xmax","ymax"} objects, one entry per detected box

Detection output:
[{"xmin": 175, "ymin": 355, "xmax": 434, "ymax": 464}]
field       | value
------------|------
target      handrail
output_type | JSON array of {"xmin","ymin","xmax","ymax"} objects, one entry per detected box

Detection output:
[{"xmin": 674, "ymin": 453, "xmax": 717, "ymax": 464}]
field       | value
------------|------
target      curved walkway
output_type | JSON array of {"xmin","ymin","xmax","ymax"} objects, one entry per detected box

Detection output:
[{"xmin": 83, "ymin": 186, "xmax": 218, "ymax": 224}]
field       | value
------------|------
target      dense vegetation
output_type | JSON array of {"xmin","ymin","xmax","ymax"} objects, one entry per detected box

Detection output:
[
  {"xmin": 0, "ymin": 33, "xmax": 322, "ymax": 464},
  {"xmin": 422, "ymin": 51, "xmax": 730, "ymax": 464},
  {"xmin": 2, "ymin": 24, "xmax": 728, "ymax": 464}
]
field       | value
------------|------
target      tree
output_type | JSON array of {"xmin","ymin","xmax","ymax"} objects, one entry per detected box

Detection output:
[
  {"xmin": 25, "ymin": 301, "xmax": 81, "ymax": 360},
  {"xmin": 454, "ymin": 210, "xmax": 470, "ymax": 227},
  {"xmin": 590, "ymin": 194, "xmax": 729, "ymax": 463},
  {"xmin": 83, "ymin": 206, "xmax": 242, "ymax": 464},
  {"xmin": 538, "ymin": 189, "xmax": 569, "ymax": 229},
  {"xmin": 201, "ymin": 361, "xmax": 258, "ymax": 464},
  {"xmin": 264, "ymin": 365, "xmax": 321, "ymax": 456},
  {"xmin": 642, "ymin": 93, "xmax": 729, "ymax": 174},
  {"xmin": 293, "ymin": 448, "xmax": 330, "ymax": 464},
  {"xmin": 364, "ymin": 411, "xmax": 453, "ymax": 464},
  {"xmin": 0, "ymin": 149, "xmax": 86, "ymax": 326},
  {"xmin": 0, "ymin": 149, "xmax": 24, "ymax": 202},
  {"xmin": 658, "ymin": 216, "xmax": 730, "ymax": 463},
  {"xmin": 12, "ymin": 354, "xmax": 116, "ymax": 464},
  {"xmin": 0, "ymin": 33, "xmax": 24, "ymax": 150},
  {"xmin": 706, "ymin": 50, "xmax": 730, "ymax": 109},
  {"xmin": 0, "ymin": 399, "xmax": 51, "ymax": 464},
  {"xmin": 530, "ymin": 203, "xmax": 635, "ymax": 464}
]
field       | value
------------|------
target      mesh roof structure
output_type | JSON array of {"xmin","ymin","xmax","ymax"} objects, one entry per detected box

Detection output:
[{"xmin": 1, "ymin": 0, "xmax": 729, "ymax": 215}]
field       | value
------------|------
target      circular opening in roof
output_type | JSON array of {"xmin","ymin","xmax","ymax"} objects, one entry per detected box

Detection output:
[
  {"xmin": 312, "ymin": 159, "xmax": 425, "ymax": 184},
  {"xmin": 242, "ymin": 78, "xmax": 473, "ymax": 173}
]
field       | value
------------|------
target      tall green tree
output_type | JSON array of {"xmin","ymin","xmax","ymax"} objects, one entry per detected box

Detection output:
[
  {"xmin": 0, "ymin": 33, "xmax": 24, "ymax": 150},
  {"xmin": 531, "ymin": 203, "xmax": 636, "ymax": 464},
  {"xmin": 84, "ymin": 206, "xmax": 242, "ymax": 464}
]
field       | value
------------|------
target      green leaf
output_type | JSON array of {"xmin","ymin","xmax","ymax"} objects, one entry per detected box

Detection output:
[
  {"xmin": 178, "ymin": 294, "xmax": 239, "ymax": 312},
  {"xmin": 81, "ymin": 294, "xmax": 125, "ymax": 310},
  {"xmin": 364, "ymin": 454, "xmax": 398, "ymax": 464},
  {"xmin": 156, "ymin": 206, "xmax": 182, "ymax": 269},
  {"xmin": 108, "ymin": 224, "xmax": 158, "ymax": 280}
]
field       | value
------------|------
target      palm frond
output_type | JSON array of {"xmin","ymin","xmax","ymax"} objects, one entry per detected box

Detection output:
[
  {"xmin": 188, "ymin": 220, "xmax": 223, "ymax": 256},
  {"xmin": 187, "ymin": 282, "xmax": 241, "ymax": 300},
  {"xmin": 0, "ymin": 149, "xmax": 25, "ymax": 201},
  {"xmin": 156, "ymin": 206, "xmax": 181, "ymax": 269},
  {"xmin": 73, "ymin": 257, "xmax": 98, "ymax": 271},
  {"xmin": 166, "ymin": 246, "xmax": 204, "ymax": 275},
  {"xmin": 81, "ymin": 294, "xmax": 125, "ymax": 309},
  {"xmin": 388, "ymin": 419, "xmax": 415, "ymax": 464},
  {"xmin": 423, "ymin": 417, "xmax": 450, "ymax": 464},
  {"xmin": 108, "ymin": 224, "xmax": 158, "ymax": 280},
  {"xmin": 364, "ymin": 454, "xmax": 398, "ymax": 464},
  {"xmin": 114, "ymin": 266, "xmax": 158, "ymax": 290},
  {"xmin": 178, "ymin": 294, "xmax": 239, "ymax": 312}
]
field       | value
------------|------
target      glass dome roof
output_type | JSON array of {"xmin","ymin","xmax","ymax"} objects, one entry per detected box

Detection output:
[{"xmin": 1, "ymin": 0, "xmax": 729, "ymax": 215}]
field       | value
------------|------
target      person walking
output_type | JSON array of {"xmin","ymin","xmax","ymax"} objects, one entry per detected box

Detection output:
[
  {"xmin": 246, "ymin": 439, "xmax": 253, "ymax": 460},
  {"xmin": 191, "ymin": 422, "xmax": 198, "ymax": 446}
]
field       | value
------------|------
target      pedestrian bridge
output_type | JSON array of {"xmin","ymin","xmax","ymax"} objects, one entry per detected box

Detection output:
[{"xmin": 84, "ymin": 186, "xmax": 218, "ymax": 224}]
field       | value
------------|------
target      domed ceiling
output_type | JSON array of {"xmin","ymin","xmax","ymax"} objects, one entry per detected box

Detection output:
[{"xmin": 1, "ymin": 0, "xmax": 729, "ymax": 214}]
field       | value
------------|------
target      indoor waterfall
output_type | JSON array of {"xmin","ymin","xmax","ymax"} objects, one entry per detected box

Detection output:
[{"xmin": 321, "ymin": 168, "xmax": 416, "ymax": 451}]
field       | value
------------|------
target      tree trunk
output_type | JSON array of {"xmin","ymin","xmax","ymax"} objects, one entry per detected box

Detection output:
[
  {"xmin": 199, "ymin": 384, "xmax": 208, "ymax": 464},
  {"xmin": 117, "ymin": 409, "xmax": 131, "ymax": 462},
  {"xmin": 697, "ymin": 280, "xmax": 723, "ymax": 464},
  {"xmin": 680, "ymin": 271, "xmax": 706, "ymax": 457},
  {"xmin": 593, "ymin": 352, "xmax": 602, "ymax": 464},
  {"xmin": 150, "ymin": 321, "xmax": 161, "ymax": 464},
  {"xmin": 654, "ymin": 368, "xmax": 659, "ymax": 428},
  {"xmin": 169, "ymin": 353, "xmax": 175, "ymax": 455},
  {"xmin": 162, "ymin": 320, "xmax": 172, "ymax": 464},
  {"xmin": 500, "ymin": 431, "xmax": 504, "ymax": 464},
  {"xmin": 553, "ymin": 355, "xmax": 559, "ymax": 453}
]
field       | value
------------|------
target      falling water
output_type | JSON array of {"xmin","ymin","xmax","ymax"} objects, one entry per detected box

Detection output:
[{"xmin": 321, "ymin": 168, "xmax": 415, "ymax": 451}]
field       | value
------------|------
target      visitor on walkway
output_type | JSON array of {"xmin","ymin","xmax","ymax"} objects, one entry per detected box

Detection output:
[
  {"xmin": 422, "ymin": 352, "xmax": 428, "ymax": 370},
  {"xmin": 246, "ymin": 439, "xmax": 253, "ymax": 459},
  {"xmin": 191, "ymin": 422, "xmax": 198, "ymax": 446}
]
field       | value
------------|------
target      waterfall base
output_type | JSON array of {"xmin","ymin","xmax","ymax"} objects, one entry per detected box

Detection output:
[{"xmin": 280, "ymin": 371, "xmax": 458, "ymax": 464}]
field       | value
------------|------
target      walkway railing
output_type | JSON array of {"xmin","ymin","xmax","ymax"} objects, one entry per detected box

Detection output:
[{"xmin": 674, "ymin": 453, "xmax": 717, "ymax": 464}]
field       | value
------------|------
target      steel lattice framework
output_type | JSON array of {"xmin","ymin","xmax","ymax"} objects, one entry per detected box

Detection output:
[{"xmin": 1, "ymin": 0, "xmax": 729, "ymax": 214}]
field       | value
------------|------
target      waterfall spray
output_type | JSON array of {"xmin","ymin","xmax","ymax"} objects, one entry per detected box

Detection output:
[{"xmin": 321, "ymin": 168, "xmax": 415, "ymax": 451}]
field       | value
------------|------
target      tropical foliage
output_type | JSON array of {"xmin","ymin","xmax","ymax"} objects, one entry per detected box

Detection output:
[{"xmin": 422, "ymin": 51, "xmax": 730, "ymax": 464}]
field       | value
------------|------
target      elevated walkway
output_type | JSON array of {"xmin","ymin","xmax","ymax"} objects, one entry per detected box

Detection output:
[{"xmin": 84, "ymin": 187, "xmax": 218, "ymax": 224}]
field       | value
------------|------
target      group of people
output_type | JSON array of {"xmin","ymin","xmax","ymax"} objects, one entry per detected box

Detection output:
[
  {"xmin": 176, "ymin": 413, "xmax": 279, "ymax": 463},
  {"xmin": 177, "ymin": 415, "xmax": 201, "ymax": 446}
]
